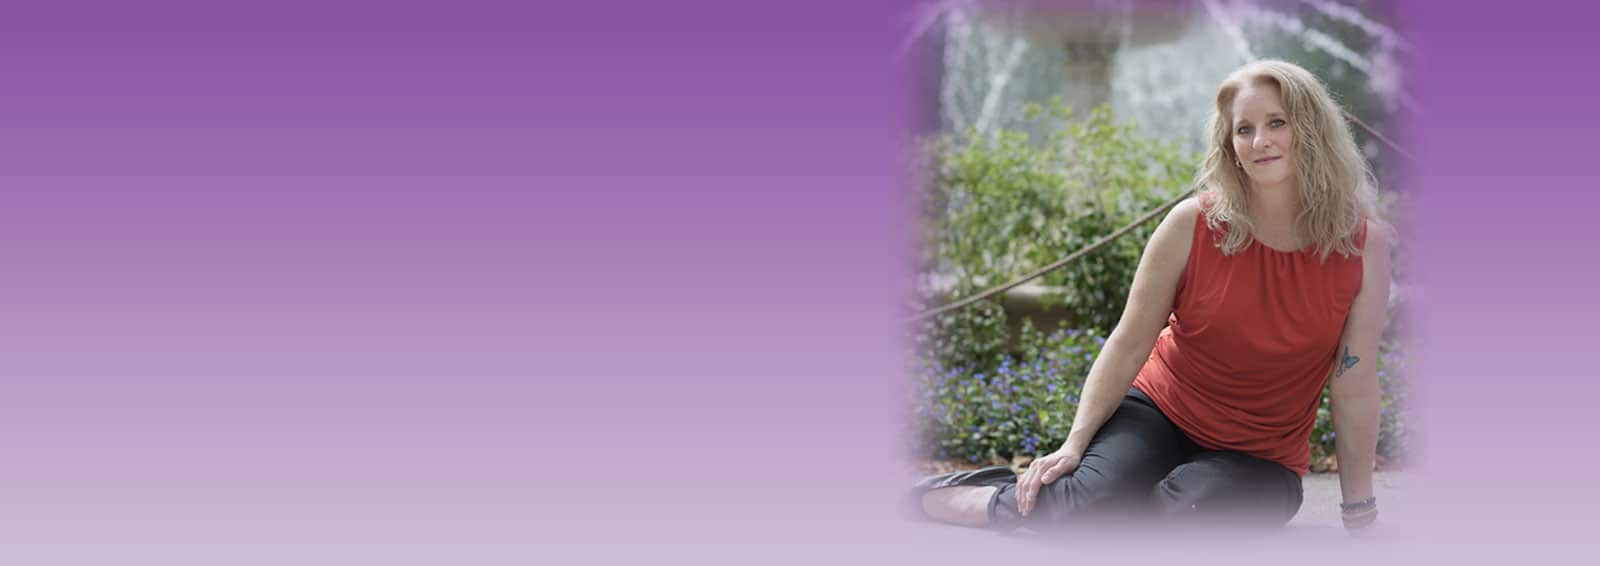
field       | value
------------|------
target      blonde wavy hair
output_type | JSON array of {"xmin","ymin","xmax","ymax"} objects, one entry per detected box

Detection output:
[{"xmin": 1196, "ymin": 59, "xmax": 1377, "ymax": 260}]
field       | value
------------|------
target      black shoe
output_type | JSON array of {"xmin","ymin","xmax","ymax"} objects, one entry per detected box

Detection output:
[{"xmin": 904, "ymin": 466, "xmax": 1017, "ymax": 523}]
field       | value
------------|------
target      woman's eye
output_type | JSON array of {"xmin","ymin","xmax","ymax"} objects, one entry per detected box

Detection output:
[
  {"xmin": 1270, "ymin": 119, "xmax": 1286, "ymax": 127},
  {"xmin": 1235, "ymin": 126, "xmax": 1251, "ymax": 135}
]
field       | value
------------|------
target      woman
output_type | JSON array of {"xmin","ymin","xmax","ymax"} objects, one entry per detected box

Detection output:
[{"xmin": 914, "ymin": 59, "xmax": 1389, "ymax": 534}]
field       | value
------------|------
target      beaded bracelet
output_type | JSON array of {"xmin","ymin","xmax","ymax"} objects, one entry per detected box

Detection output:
[
  {"xmin": 1342, "ymin": 508, "xmax": 1378, "ymax": 530},
  {"xmin": 1339, "ymin": 496, "xmax": 1377, "ymax": 512}
]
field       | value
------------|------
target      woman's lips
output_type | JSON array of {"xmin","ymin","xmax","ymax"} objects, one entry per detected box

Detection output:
[{"xmin": 1253, "ymin": 156, "xmax": 1281, "ymax": 164}]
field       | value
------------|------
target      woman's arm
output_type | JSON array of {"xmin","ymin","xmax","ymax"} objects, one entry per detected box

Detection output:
[
  {"xmin": 1060, "ymin": 198, "xmax": 1197, "ymax": 455},
  {"xmin": 1328, "ymin": 221, "xmax": 1392, "ymax": 530},
  {"xmin": 1015, "ymin": 197, "xmax": 1197, "ymax": 516}
]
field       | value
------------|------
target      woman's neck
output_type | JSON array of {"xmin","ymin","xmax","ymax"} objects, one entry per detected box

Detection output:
[
  {"xmin": 1248, "ymin": 181, "xmax": 1300, "ymax": 226},
  {"xmin": 1247, "ymin": 181, "xmax": 1303, "ymax": 249}
]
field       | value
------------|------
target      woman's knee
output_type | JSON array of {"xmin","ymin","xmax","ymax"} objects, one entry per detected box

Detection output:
[{"xmin": 1149, "ymin": 454, "xmax": 1302, "ymax": 528}]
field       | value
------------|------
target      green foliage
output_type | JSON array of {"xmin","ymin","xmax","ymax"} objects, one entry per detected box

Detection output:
[
  {"xmin": 912, "ymin": 322, "xmax": 1107, "ymax": 464},
  {"xmin": 918, "ymin": 298, "xmax": 1010, "ymax": 378},
  {"xmin": 911, "ymin": 102, "xmax": 1192, "ymax": 462},
  {"xmin": 924, "ymin": 102, "xmax": 1195, "ymax": 331}
]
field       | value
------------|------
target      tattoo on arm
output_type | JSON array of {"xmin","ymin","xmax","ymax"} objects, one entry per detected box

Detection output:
[{"xmin": 1331, "ymin": 344, "xmax": 1360, "ymax": 380}]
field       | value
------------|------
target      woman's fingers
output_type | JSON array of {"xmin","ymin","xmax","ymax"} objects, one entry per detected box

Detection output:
[
  {"xmin": 1015, "ymin": 465, "xmax": 1034, "ymax": 515},
  {"xmin": 1017, "ymin": 455, "xmax": 1050, "ymax": 516},
  {"xmin": 1047, "ymin": 452, "xmax": 1081, "ymax": 484},
  {"xmin": 1038, "ymin": 461, "xmax": 1059, "ymax": 486},
  {"xmin": 1012, "ymin": 452, "xmax": 1078, "ymax": 518},
  {"xmin": 1026, "ymin": 460, "xmax": 1056, "ymax": 515},
  {"xmin": 1015, "ymin": 461, "xmax": 1035, "ymax": 515},
  {"xmin": 1041, "ymin": 456, "xmax": 1071, "ymax": 485},
  {"xmin": 1023, "ymin": 454, "xmax": 1075, "ymax": 517}
]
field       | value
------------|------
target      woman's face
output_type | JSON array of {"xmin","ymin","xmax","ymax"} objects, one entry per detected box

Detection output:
[{"xmin": 1229, "ymin": 82, "xmax": 1295, "ymax": 189}]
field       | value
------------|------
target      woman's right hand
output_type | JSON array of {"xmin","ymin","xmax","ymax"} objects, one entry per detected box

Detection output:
[{"xmin": 1015, "ymin": 447, "xmax": 1082, "ymax": 517}]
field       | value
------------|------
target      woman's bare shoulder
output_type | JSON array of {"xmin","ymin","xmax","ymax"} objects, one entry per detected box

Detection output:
[
  {"xmin": 1361, "ymin": 217, "xmax": 1394, "ymax": 256},
  {"xmin": 1157, "ymin": 196, "xmax": 1203, "ymax": 242},
  {"xmin": 1143, "ymin": 196, "xmax": 1202, "ymax": 262},
  {"xmin": 1169, "ymin": 196, "xmax": 1202, "ymax": 226}
]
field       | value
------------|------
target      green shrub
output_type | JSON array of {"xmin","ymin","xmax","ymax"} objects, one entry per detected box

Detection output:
[
  {"xmin": 924, "ymin": 102, "xmax": 1195, "ymax": 331},
  {"xmin": 912, "ymin": 321, "xmax": 1106, "ymax": 464},
  {"xmin": 911, "ymin": 102, "xmax": 1192, "ymax": 462}
]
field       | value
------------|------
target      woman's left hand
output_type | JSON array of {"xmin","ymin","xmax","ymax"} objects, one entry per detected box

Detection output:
[{"xmin": 1342, "ymin": 506, "xmax": 1379, "ymax": 533}]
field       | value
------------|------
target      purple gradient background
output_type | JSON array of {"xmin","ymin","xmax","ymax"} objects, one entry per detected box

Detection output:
[{"xmin": 1, "ymin": 0, "xmax": 1596, "ymax": 562}]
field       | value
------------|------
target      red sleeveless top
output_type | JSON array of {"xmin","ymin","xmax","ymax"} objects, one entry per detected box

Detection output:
[{"xmin": 1130, "ymin": 196, "xmax": 1366, "ymax": 477}]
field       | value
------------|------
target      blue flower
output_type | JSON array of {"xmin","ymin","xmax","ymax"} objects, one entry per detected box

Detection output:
[
  {"xmin": 968, "ymin": 454, "xmax": 980, "ymax": 463},
  {"xmin": 1093, "ymin": 336, "xmax": 1106, "ymax": 347},
  {"xmin": 1047, "ymin": 383, "xmax": 1058, "ymax": 393},
  {"xmin": 1010, "ymin": 403, "xmax": 1022, "ymax": 414}
]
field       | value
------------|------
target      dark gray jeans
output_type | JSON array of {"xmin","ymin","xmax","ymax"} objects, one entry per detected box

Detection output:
[{"xmin": 984, "ymin": 387, "xmax": 1304, "ymax": 532}]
